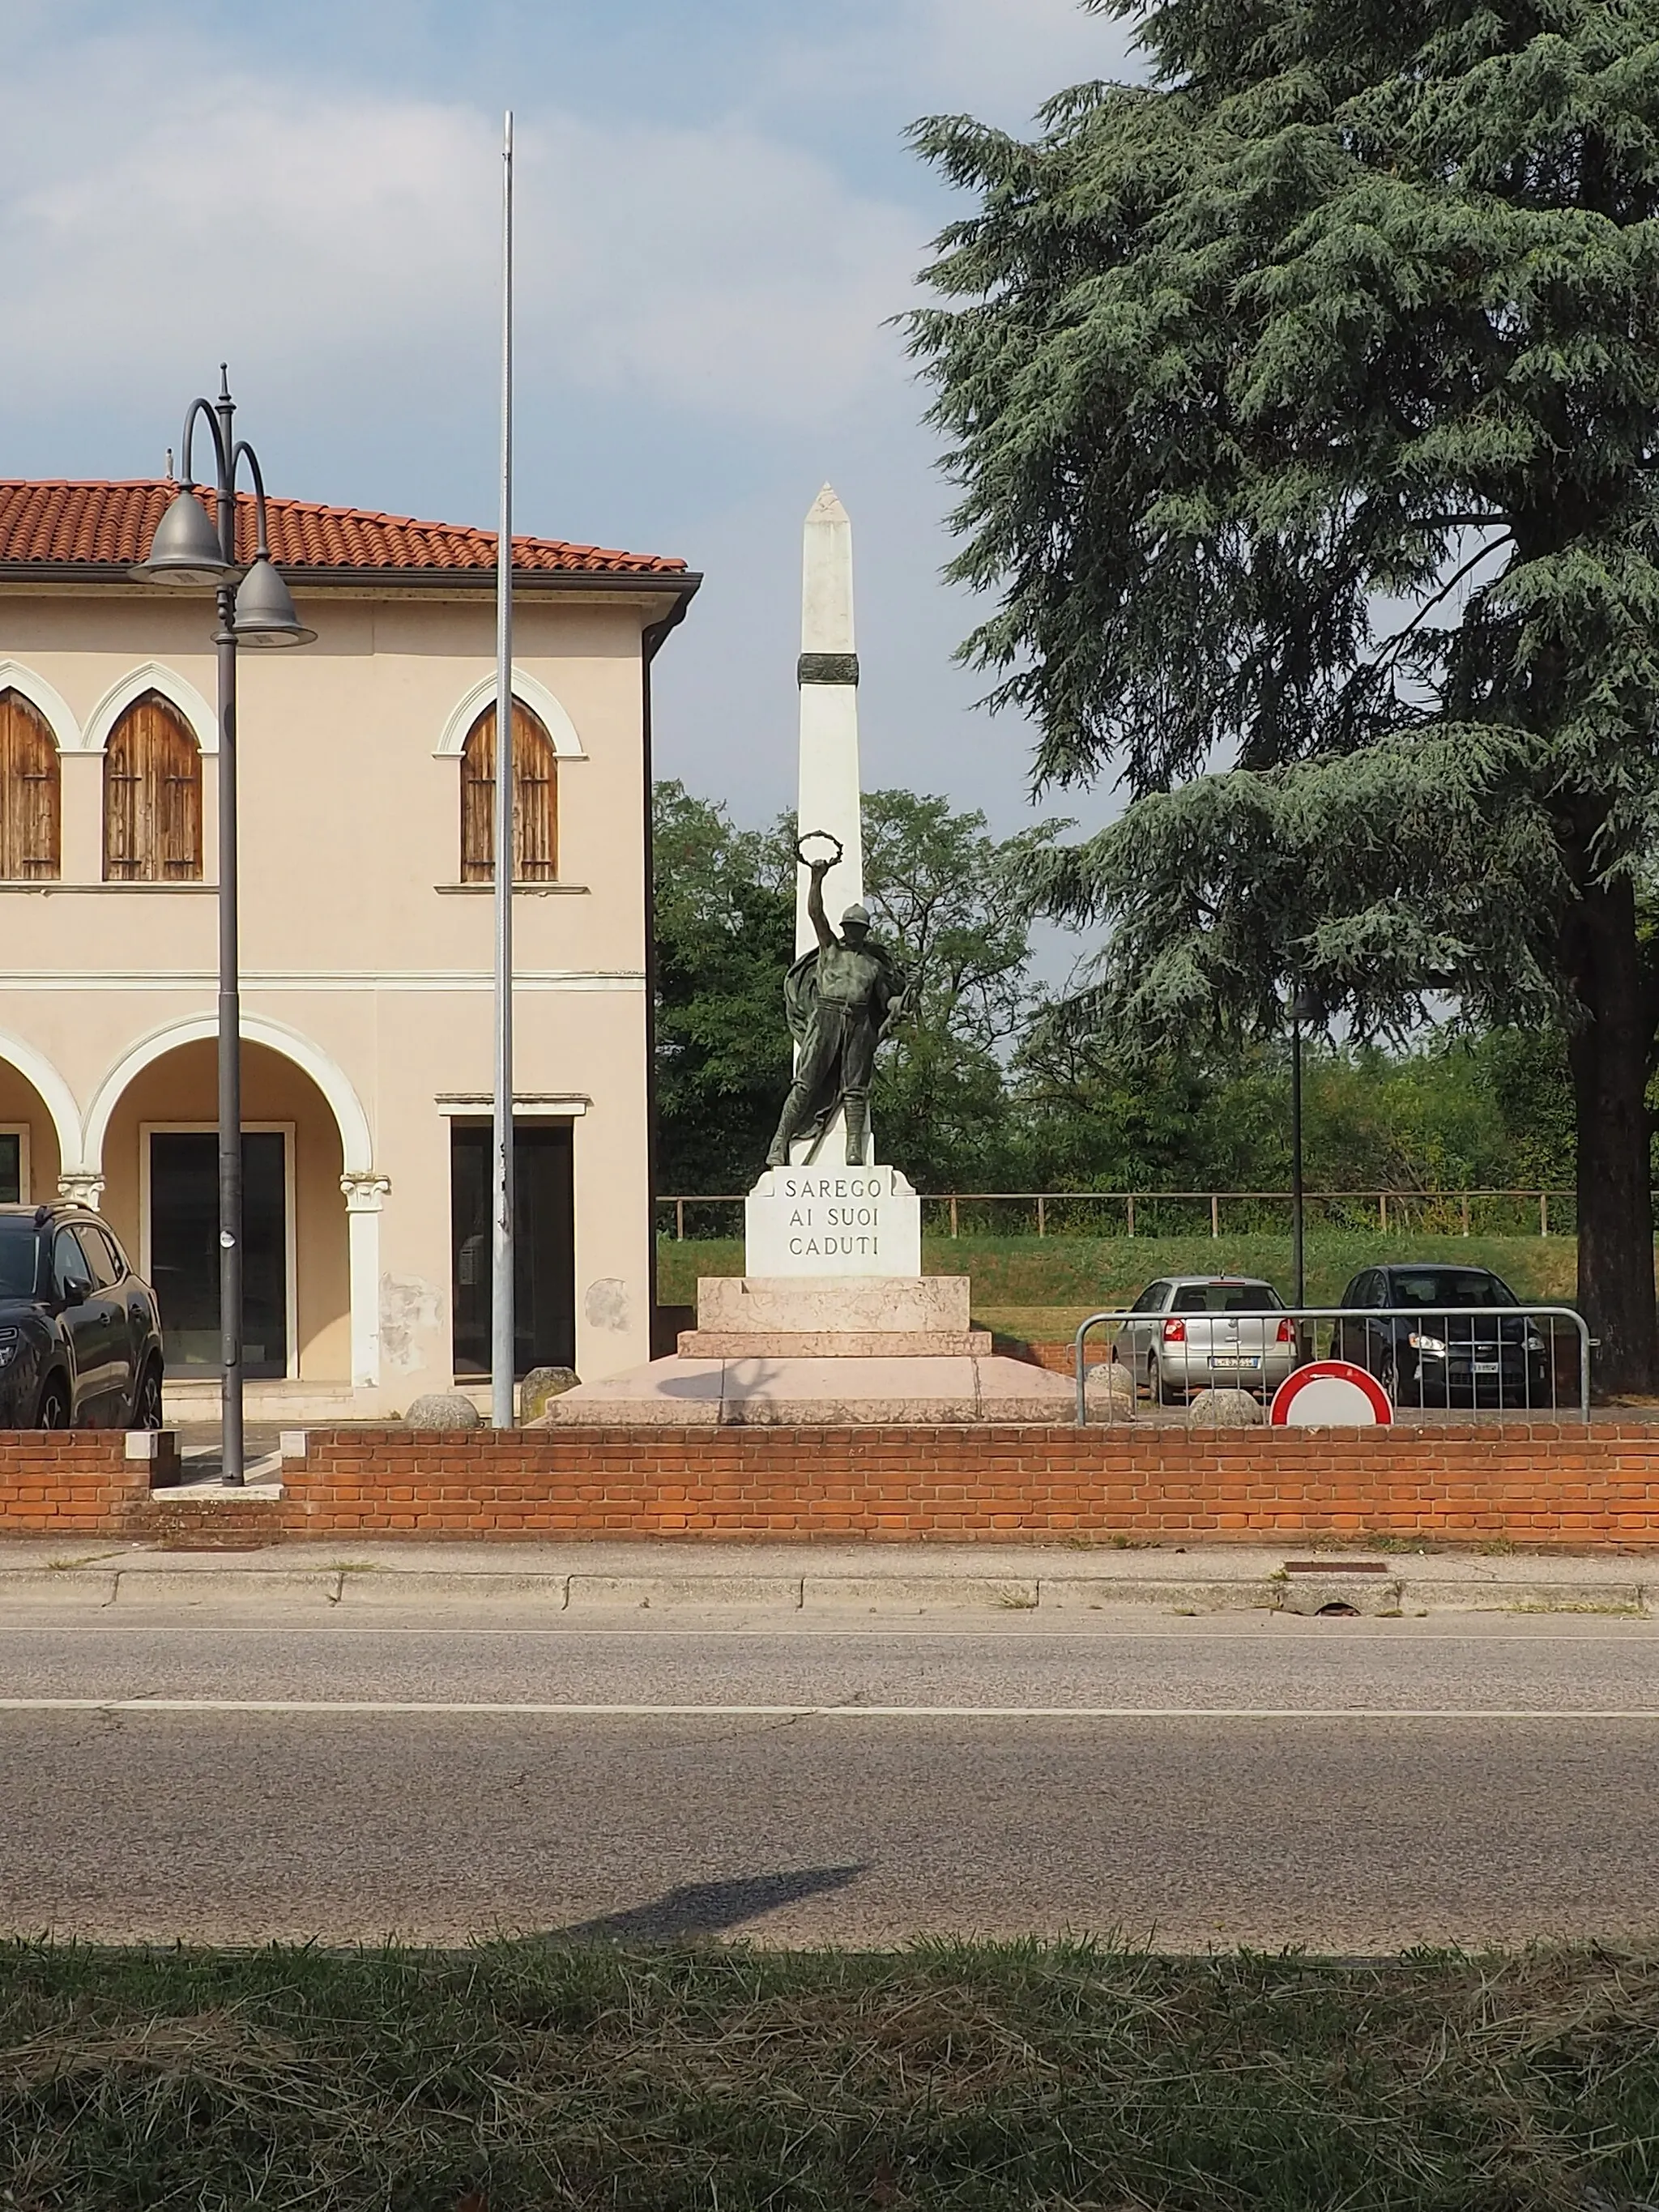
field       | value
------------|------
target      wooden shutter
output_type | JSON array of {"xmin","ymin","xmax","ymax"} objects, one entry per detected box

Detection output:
[
  {"xmin": 460, "ymin": 713, "xmax": 495, "ymax": 882},
  {"xmin": 514, "ymin": 706, "xmax": 556, "ymax": 880},
  {"xmin": 104, "ymin": 696, "xmax": 202, "ymax": 882},
  {"xmin": 0, "ymin": 691, "xmax": 60, "ymax": 880},
  {"xmin": 459, "ymin": 704, "xmax": 557, "ymax": 883}
]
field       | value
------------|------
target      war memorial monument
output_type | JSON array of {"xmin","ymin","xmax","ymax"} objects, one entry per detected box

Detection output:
[{"xmin": 548, "ymin": 489, "xmax": 1071, "ymax": 1424}]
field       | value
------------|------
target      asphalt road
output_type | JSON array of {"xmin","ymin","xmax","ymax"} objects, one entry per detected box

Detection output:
[{"xmin": 4, "ymin": 1609, "xmax": 1659, "ymax": 1951}]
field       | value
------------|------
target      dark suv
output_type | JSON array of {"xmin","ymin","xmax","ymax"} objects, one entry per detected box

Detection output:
[{"xmin": 0, "ymin": 1204, "xmax": 164, "ymax": 1430}]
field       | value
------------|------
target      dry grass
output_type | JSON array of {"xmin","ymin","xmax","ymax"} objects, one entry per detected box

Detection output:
[{"xmin": 2, "ymin": 1940, "xmax": 1658, "ymax": 2209}]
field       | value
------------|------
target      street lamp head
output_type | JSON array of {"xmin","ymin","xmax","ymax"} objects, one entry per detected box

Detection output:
[
  {"xmin": 126, "ymin": 488, "xmax": 241, "ymax": 586},
  {"xmin": 1287, "ymin": 983, "xmax": 1322, "ymax": 1029},
  {"xmin": 232, "ymin": 556, "xmax": 316, "ymax": 647}
]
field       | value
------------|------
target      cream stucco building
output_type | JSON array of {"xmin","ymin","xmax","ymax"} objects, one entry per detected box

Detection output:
[{"xmin": 0, "ymin": 479, "xmax": 697, "ymax": 1415}]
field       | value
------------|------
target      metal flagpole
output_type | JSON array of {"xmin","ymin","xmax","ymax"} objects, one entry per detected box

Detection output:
[
  {"xmin": 491, "ymin": 109, "xmax": 516, "ymax": 1429},
  {"xmin": 212, "ymin": 372, "xmax": 245, "ymax": 1486}
]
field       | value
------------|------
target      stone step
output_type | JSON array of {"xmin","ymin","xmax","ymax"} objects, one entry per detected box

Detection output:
[
  {"xmin": 542, "ymin": 1351, "xmax": 1075, "ymax": 1426},
  {"xmin": 695, "ymin": 1274, "xmax": 972, "ymax": 1335}
]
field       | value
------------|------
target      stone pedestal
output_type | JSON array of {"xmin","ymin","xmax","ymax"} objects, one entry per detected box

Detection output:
[
  {"xmin": 541, "ymin": 1262, "xmax": 1075, "ymax": 1424},
  {"xmin": 744, "ymin": 1163, "xmax": 920, "ymax": 1278},
  {"xmin": 680, "ymin": 1275, "xmax": 989, "ymax": 1358}
]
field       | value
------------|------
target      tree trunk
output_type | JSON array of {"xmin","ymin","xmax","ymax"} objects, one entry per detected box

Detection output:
[{"xmin": 1564, "ymin": 876, "xmax": 1657, "ymax": 1396}]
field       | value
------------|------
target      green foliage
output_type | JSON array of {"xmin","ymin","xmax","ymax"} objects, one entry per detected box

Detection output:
[
  {"xmin": 1009, "ymin": 1019, "xmax": 1578, "ymax": 1196},
  {"xmin": 651, "ymin": 780, "xmax": 793, "ymax": 1192},
  {"xmin": 655, "ymin": 787, "xmax": 1590, "ymax": 1202},
  {"xmin": 908, "ymin": 0, "xmax": 1659, "ymax": 1373},
  {"xmin": 651, "ymin": 783, "xmax": 1058, "ymax": 1191},
  {"xmin": 1482, "ymin": 1025, "xmax": 1580, "ymax": 1188},
  {"xmin": 911, "ymin": 0, "xmax": 1659, "ymax": 877},
  {"xmin": 1007, "ymin": 1006, "xmax": 1224, "ymax": 1188},
  {"xmin": 862, "ymin": 789, "xmax": 1063, "ymax": 1185}
]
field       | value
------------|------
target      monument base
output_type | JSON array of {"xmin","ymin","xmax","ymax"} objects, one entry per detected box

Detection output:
[
  {"xmin": 679, "ymin": 1275, "xmax": 990, "ymax": 1358},
  {"xmin": 745, "ymin": 1163, "xmax": 919, "ymax": 1279},
  {"xmin": 540, "ymin": 1201, "xmax": 1075, "ymax": 1427},
  {"xmin": 539, "ymin": 1353, "xmax": 1073, "ymax": 1426}
]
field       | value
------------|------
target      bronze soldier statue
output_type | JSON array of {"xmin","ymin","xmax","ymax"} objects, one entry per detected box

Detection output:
[{"xmin": 766, "ymin": 841, "xmax": 907, "ymax": 1168}]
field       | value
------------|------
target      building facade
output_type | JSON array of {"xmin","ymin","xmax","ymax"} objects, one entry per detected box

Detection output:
[{"xmin": 0, "ymin": 481, "xmax": 697, "ymax": 1414}]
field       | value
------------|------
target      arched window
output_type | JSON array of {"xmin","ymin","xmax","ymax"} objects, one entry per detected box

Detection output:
[
  {"xmin": 0, "ymin": 690, "xmax": 60, "ymax": 880},
  {"xmin": 104, "ymin": 694, "xmax": 202, "ymax": 882},
  {"xmin": 460, "ymin": 702, "xmax": 557, "ymax": 883}
]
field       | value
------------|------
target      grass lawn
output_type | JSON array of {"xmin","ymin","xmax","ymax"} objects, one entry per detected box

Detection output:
[
  {"xmin": 3, "ymin": 1940, "xmax": 1657, "ymax": 2210},
  {"xmin": 659, "ymin": 1232, "xmax": 1586, "ymax": 1340}
]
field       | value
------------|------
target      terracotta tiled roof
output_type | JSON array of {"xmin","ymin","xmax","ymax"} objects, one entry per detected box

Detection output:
[{"xmin": 0, "ymin": 480, "xmax": 688, "ymax": 578}]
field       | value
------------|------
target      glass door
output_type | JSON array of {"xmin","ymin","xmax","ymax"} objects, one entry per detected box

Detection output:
[
  {"xmin": 148, "ymin": 1131, "xmax": 288, "ymax": 1377},
  {"xmin": 450, "ymin": 1123, "xmax": 575, "ymax": 1378}
]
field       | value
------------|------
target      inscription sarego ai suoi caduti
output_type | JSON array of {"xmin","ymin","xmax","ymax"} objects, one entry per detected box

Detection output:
[
  {"xmin": 745, "ymin": 1159, "xmax": 920, "ymax": 1279},
  {"xmin": 778, "ymin": 1172, "xmax": 887, "ymax": 1259}
]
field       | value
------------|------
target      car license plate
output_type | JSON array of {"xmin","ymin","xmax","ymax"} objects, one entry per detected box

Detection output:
[
  {"xmin": 1472, "ymin": 1361, "xmax": 1502, "ymax": 1375},
  {"xmin": 1211, "ymin": 1356, "xmax": 1260, "ymax": 1369}
]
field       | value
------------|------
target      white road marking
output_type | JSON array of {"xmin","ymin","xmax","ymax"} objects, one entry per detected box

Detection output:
[
  {"xmin": 0, "ymin": 1623, "xmax": 1653, "ymax": 1643},
  {"xmin": 2, "ymin": 1698, "xmax": 1659, "ymax": 1720}
]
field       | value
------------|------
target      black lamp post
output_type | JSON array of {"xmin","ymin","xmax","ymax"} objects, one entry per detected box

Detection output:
[
  {"xmin": 1286, "ymin": 982, "xmax": 1321, "ymax": 1310},
  {"xmin": 129, "ymin": 369, "xmax": 314, "ymax": 1486}
]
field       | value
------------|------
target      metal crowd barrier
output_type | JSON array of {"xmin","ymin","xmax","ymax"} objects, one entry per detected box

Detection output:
[{"xmin": 1073, "ymin": 1306, "xmax": 1593, "ymax": 1426}]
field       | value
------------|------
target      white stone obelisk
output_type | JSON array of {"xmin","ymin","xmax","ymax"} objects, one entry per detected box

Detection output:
[
  {"xmin": 792, "ymin": 485, "xmax": 867, "ymax": 1170},
  {"xmin": 739, "ymin": 486, "xmax": 921, "ymax": 1277},
  {"xmin": 795, "ymin": 485, "xmax": 865, "ymax": 954}
]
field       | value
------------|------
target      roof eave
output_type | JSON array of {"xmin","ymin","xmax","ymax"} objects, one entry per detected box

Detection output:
[{"xmin": 0, "ymin": 563, "xmax": 702, "ymax": 596}]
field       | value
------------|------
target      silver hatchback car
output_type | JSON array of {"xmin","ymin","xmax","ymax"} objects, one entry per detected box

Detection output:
[{"xmin": 1114, "ymin": 1276, "xmax": 1297, "ymax": 1403}]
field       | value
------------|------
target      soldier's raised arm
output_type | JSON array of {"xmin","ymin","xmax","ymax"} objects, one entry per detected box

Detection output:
[{"xmin": 806, "ymin": 856, "xmax": 836, "ymax": 949}]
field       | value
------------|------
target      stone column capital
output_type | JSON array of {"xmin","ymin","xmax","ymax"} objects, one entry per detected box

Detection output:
[
  {"xmin": 341, "ymin": 1172, "xmax": 392, "ymax": 1214},
  {"xmin": 57, "ymin": 1171, "xmax": 106, "ymax": 1208}
]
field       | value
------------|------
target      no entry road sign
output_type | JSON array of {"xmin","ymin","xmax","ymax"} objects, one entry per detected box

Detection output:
[{"xmin": 1270, "ymin": 1361, "xmax": 1393, "ymax": 1426}]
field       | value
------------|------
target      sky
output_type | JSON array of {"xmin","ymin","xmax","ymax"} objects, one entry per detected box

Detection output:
[{"xmin": 0, "ymin": 0, "xmax": 1141, "ymax": 850}]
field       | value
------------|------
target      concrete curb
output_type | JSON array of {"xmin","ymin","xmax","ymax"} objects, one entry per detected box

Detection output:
[{"xmin": 0, "ymin": 1562, "xmax": 1653, "ymax": 1616}]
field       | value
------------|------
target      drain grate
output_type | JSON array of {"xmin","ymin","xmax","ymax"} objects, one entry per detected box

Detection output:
[{"xmin": 1284, "ymin": 1560, "xmax": 1391, "ymax": 1575}]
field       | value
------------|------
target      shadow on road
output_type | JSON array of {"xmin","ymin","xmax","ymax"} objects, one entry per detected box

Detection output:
[{"xmin": 552, "ymin": 1865, "xmax": 868, "ymax": 1942}]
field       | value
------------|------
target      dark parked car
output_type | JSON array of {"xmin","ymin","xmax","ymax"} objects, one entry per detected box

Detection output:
[
  {"xmin": 0, "ymin": 1204, "xmax": 164, "ymax": 1430},
  {"xmin": 1331, "ymin": 1264, "xmax": 1552, "ymax": 1408}
]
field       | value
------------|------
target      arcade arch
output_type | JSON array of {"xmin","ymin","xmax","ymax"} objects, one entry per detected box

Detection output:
[
  {"xmin": 84, "ymin": 1016, "xmax": 382, "ymax": 1387},
  {"xmin": 0, "ymin": 1030, "xmax": 79, "ymax": 1198}
]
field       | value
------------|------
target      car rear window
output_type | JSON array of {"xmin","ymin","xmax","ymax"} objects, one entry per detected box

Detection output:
[
  {"xmin": 1171, "ymin": 1282, "xmax": 1284, "ymax": 1314},
  {"xmin": 1387, "ymin": 1271, "xmax": 1516, "ymax": 1307},
  {"xmin": 0, "ymin": 1221, "xmax": 37, "ymax": 1299}
]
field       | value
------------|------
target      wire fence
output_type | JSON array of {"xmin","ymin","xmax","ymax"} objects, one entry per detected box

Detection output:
[{"xmin": 658, "ymin": 1190, "xmax": 1596, "ymax": 1241}]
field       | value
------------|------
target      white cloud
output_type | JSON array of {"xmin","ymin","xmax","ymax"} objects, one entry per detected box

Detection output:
[
  {"xmin": 909, "ymin": 0, "xmax": 1140, "ymax": 115},
  {"xmin": 525, "ymin": 118, "xmax": 922, "ymax": 424},
  {"xmin": 4, "ymin": 77, "xmax": 494, "ymax": 420},
  {"xmin": 766, "ymin": 0, "xmax": 1138, "ymax": 127},
  {"xmin": 0, "ymin": 34, "xmax": 924, "ymax": 442}
]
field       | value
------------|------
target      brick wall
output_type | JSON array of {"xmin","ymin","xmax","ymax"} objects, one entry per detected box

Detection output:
[
  {"xmin": 274, "ymin": 1422, "xmax": 1659, "ymax": 1546},
  {"xmin": 0, "ymin": 1435, "xmax": 154, "ymax": 1536},
  {"xmin": 1007, "ymin": 1340, "xmax": 1103, "ymax": 1375},
  {"xmin": 5, "ymin": 1424, "xmax": 1657, "ymax": 1547},
  {"xmin": 141, "ymin": 1493, "xmax": 289, "ymax": 1549}
]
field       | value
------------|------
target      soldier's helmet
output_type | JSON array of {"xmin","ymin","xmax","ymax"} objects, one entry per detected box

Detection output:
[{"xmin": 841, "ymin": 903, "xmax": 872, "ymax": 930}]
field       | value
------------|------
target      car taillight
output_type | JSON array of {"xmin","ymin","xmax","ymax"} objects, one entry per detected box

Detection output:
[
  {"xmin": 1276, "ymin": 1319, "xmax": 1294, "ymax": 1342},
  {"xmin": 1162, "ymin": 1318, "xmax": 1185, "ymax": 1342}
]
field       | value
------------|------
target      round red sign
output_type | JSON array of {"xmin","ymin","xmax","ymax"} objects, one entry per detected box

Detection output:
[{"xmin": 1269, "ymin": 1361, "xmax": 1394, "ymax": 1426}]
